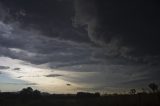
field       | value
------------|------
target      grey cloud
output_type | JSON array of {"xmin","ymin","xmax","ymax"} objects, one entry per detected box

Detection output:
[
  {"xmin": 1, "ymin": 0, "xmax": 159, "ymax": 63},
  {"xmin": 73, "ymin": 0, "xmax": 133, "ymax": 60},
  {"xmin": 66, "ymin": 83, "xmax": 71, "ymax": 86},
  {"xmin": 0, "ymin": 3, "xmax": 9, "ymax": 21},
  {"xmin": 0, "ymin": 20, "xmax": 93, "ymax": 65},
  {"xmin": 59, "ymin": 64, "xmax": 160, "ymax": 89},
  {"xmin": 73, "ymin": 0, "xmax": 160, "ymax": 65},
  {"xmin": 73, "ymin": 0, "xmax": 102, "ymax": 45},
  {"xmin": 0, "ymin": 19, "xmax": 105, "ymax": 68},
  {"xmin": 0, "ymin": 1, "xmax": 158, "ymax": 68},
  {"xmin": 45, "ymin": 74, "xmax": 63, "ymax": 78},
  {"xmin": 13, "ymin": 68, "xmax": 20, "ymax": 70},
  {"xmin": 17, "ymin": 76, "xmax": 23, "ymax": 78},
  {"xmin": 1, "ymin": 0, "xmax": 91, "ymax": 44},
  {"xmin": 24, "ymin": 83, "xmax": 37, "ymax": 85},
  {"xmin": 0, "ymin": 65, "xmax": 10, "ymax": 69},
  {"xmin": 0, "ymin": 16, "xmax": 158, "ymax": 73},
  {"xmin": 17, "ymin": 75, "xmax": 41, "ymax": 78},
  {"xmin": 74, "ymin": 0, "xmax": 117, "ymax": 46}
]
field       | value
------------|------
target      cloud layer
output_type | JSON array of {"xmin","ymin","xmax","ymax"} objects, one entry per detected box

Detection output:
[{"xmin": 0, "ymin": 0, "xmax": 160, "ymax": 93}]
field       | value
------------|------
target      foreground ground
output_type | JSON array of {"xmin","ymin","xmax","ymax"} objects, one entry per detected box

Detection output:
[{"xmin": 0, "ymin": 91, "xmax": 160, "ymax": 106}]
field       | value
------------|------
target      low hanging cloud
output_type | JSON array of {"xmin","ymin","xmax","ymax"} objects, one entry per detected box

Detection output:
[
  {"xmin": 66, "ymin": 83, "xmax": 71, "ymax": 86},
  {"xmin": 13, "ymin": 68, "xmax": 21, "ymax": 70},
  {"xmin": 45, "ymin": 74, "xmax": 63, "ymax": 78},
  {"xmin": 0, "ymin": 65, "xmax": 10, "ymax": 69}
]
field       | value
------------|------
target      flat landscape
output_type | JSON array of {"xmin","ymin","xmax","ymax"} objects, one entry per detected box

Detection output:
[{"xmin": 0, "ymin": 88, "xmax": 160, "ymax": 106}]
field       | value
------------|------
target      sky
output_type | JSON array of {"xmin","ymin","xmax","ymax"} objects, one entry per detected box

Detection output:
[{"xmin": 0, "ymin": 0, "xmax": 160, "ymax": 94}]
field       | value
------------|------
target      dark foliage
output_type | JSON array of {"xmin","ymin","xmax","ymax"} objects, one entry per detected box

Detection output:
[
  {"xmin": 130, "ymin": 89, "xmax": 136, "ymax": 95},
  {"xmin": 149, "ymin": 83, "xmax": 159, "ymax": 93},
  {"xmin": 0, "ymin": 87, "xmax": 160, "ymax": 106}
]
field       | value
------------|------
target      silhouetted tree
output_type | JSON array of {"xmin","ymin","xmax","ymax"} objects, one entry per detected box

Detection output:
[
  {"xmin": 20, "ymin": 87, "xmax": 34, "ymax": 95},
  {"xmin": 76, "ymin": 92, "xmax": 100, "ymax": 98},
  {"xmin": 148, "ymin": 83, "xmax": 158, "ymax": 93},
  {"xmin": 130, "ymin": 89, "xmax": 136, "ymax": 94},
  {"xmin": 141, "ymin": 88, "xmax": 147, "ymax": 94},
  {"xmin": 95, "ymin": 92, "xmax": 100, "ymax": 97},
  {"xmin": 33, "ymin": 89, "xmax": 41, "ymax": 96}
]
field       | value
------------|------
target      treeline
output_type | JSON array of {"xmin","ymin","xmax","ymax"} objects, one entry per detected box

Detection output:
[
  {"xmin": 0, "ymin": 87, "xmax": 100, "ymax": 98},
  {"xmin": 0, "ymin": 82, "xmax": 159, "ymax": 97},
  {"xmin": 0, "ymin": 83, "xmax": 160, "ymax": 106},
  {"xmin": 0, "ymin": 89, "xmax": 160, "ymax": 106}
]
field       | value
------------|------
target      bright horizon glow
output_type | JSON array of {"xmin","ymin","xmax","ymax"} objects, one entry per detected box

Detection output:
[
  {"xmin": 0, "ymin": 56, "xmax": 102, "ymax": 93},
  {"xmin": 0, "ymin": 56, "xmax": 152, "ymax": 94}
]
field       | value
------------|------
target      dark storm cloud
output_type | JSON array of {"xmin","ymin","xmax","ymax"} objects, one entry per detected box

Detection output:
[
  {"xmin": 0, "ymin": 0, "xmax": 91, "ymax": 43},
  {"xmin": 0, "ymin": 0, "xmax": 159, "ymax": 67},
  {"xmin": 0, "ymin": 18, "xmax": 105, "ymax": 68},
  {"xmin": 0, "ymin": 0, "xmax": 160, "ymax": 90},
  {"xmin": 1, "ymin": 0, "xmax": 159, "ymax": 62},
  {"xmin": 0, "ymin": 19, "xmax": 92, "ymax": 65},
  {"xmin": 0, "ymin": 4, "xmax": 94, "ymax": 66},
  {"xmin": 74, "ymin": 0, "xmax": 101, "ymax": 45},
  {"xmin": 74, "ymin": 0, "xmax": 160, "ymax": 61}
]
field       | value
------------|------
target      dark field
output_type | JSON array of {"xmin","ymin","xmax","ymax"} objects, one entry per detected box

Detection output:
[{"xmin": 0, "ymin": 91, "xmax": 160, "ymax": 106}]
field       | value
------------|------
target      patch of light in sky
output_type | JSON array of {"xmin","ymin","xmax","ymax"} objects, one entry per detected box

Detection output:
[{"xmin": 0, "ymin": 56, "xmax": 95, "ymax": 93}]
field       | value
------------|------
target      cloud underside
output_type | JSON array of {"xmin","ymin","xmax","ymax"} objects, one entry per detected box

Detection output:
[{"xmin": 0, "ymin": 0, "xmax": 159, "ymax": 66}]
